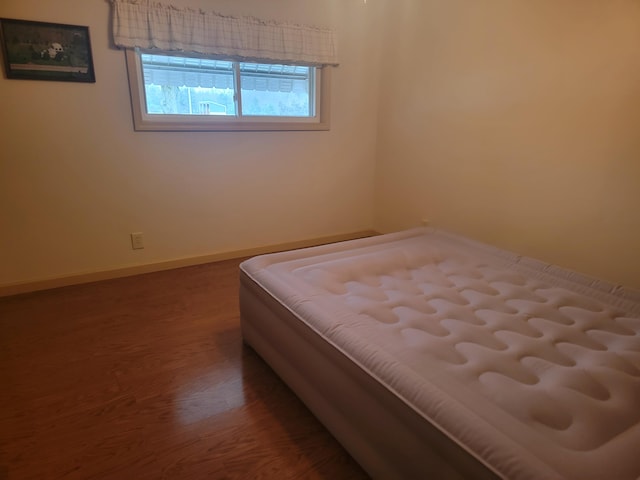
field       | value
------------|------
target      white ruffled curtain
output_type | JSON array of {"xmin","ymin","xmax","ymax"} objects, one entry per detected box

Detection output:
[{"xmin": 110, "ymin": 0, "xmax": 339, "ymax": 66}]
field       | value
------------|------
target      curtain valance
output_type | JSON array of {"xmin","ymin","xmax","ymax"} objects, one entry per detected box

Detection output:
[{"xmin": 110, "ymin": 0, "xmax": 339, "ymax": 66}]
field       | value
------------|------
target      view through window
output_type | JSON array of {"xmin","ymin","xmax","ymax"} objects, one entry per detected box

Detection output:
[{"xmin": 140, "ymin": 53, "xmax": 315, "ymax": 118}]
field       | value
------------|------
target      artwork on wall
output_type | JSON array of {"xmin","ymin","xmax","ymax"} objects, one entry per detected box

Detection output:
[{"xmin": 0, "ymin": 18, "xmax": 95, "ymax": 83}]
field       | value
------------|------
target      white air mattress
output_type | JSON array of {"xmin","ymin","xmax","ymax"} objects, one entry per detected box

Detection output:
[{"xmin": 239, "ymin": 228, "xmax": 640, "ymax": 480}]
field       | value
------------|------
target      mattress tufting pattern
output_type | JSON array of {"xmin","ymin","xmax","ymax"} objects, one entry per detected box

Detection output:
[{"xmin": 242, "ymin": 228, "xmax": 640, "ymax": 479}]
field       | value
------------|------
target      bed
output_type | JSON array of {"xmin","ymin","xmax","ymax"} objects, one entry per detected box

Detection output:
[{"xmin": 239, "ymin": 228, "xmax": 640, "ymax": 479}]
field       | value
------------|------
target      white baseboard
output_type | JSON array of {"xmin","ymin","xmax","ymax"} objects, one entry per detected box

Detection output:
[{"xmin": 0, "ymin": 230, "xmax": 377, "ymax": 298}]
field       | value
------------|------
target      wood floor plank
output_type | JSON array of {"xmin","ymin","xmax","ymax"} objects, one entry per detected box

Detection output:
[{"xmin": 0, "ymin": 259, "xmax": 369, "ymax": 480}]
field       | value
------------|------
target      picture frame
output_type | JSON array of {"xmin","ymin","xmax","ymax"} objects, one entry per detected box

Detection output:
[{"xmin": 0, "ymin": 18, "xmax": 95, "ymax": 83}]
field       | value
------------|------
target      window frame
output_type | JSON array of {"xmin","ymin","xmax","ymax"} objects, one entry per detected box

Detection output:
[{"xmin": 124, "ymin": 49, "xmax": 331, "ymax": 132}]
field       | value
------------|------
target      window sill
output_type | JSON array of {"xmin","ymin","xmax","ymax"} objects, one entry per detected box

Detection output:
[{"xmin": 130, "ymin": 116, "xmax": 331, "ymax": 132}]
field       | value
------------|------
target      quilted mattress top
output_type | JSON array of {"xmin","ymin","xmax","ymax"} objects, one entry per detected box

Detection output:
[{"xmin": 241, "ymin": 228, "xmax": 640, "ymax": 480}]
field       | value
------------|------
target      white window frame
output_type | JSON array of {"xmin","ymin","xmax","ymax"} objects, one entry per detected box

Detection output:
[{"xmin": 125, "ymin": 49, "xmax": 331, "ymax": 132}]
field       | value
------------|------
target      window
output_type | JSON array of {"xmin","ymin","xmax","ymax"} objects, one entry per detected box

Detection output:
[{"xmin": 125, "ymin": 49, "xmax": 331, "ymax": 132}]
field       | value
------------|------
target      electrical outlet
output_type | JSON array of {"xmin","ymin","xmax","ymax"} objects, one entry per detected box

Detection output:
[{"xmin": 130, "ymin": 232, "xmax": 144, "ymax": 250}]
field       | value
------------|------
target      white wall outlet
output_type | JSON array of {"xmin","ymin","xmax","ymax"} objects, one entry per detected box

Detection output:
[{"xmin": 130, "ymin": 232, "xmax": 144, "ymax": 250}]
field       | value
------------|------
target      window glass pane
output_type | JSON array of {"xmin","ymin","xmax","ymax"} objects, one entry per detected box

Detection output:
[
  {"xmin": 239, "ymin": 63, "xmax": 313, "ymax": 117},
  {"xmin": 140, "ymin": 53, "xmax": 236, "ymax": 115}
]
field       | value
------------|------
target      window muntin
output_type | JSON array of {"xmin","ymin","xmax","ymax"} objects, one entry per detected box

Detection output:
[{"xmin": 126, "ymin": 49, "xmax": 329, "ymax": 131}]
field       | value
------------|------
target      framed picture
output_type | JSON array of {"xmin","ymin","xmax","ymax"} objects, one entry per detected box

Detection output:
[{"xmin": 0, "ymin": 18, "xmax": 95, "ymax": 82}]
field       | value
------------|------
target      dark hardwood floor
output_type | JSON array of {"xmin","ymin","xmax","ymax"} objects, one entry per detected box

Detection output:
[{"xmin": 0, "ymin": 259, "xmax": 369, "ymax": 480}]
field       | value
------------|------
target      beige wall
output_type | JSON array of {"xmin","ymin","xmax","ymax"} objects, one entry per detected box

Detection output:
[
  {"xmin": 374, "ymin": 1, "xmax": 640, "ymax": 289},
  {"xmin": 3, "ymin": 0, "xmax": 639, "ymax": 291},
  {"xmin": 0, "ymin": 0, "xmax": 380, "ymax": 287}
]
